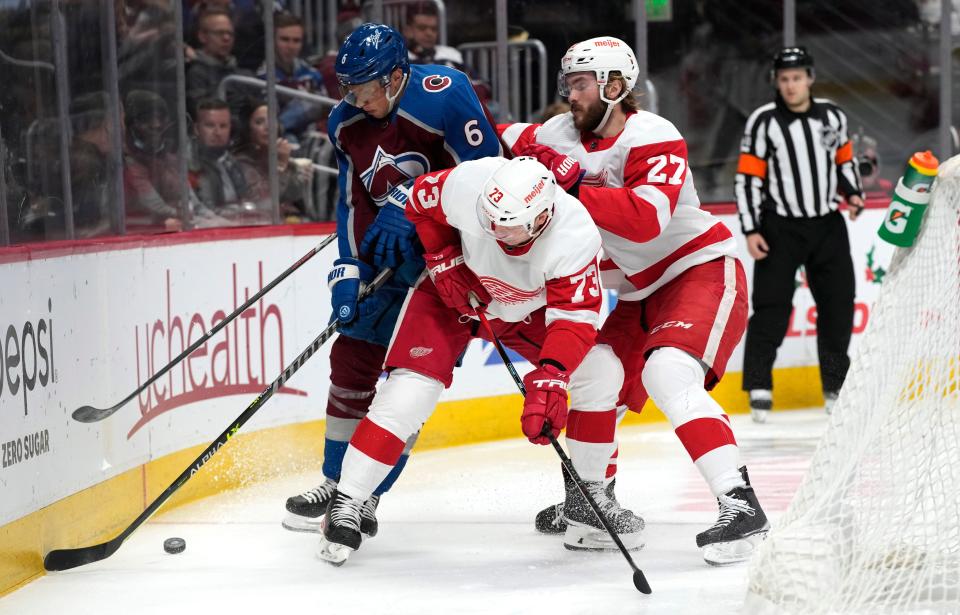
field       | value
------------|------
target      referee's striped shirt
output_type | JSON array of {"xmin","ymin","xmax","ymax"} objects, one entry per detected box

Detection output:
[{"xmin": 734, "ymin": 96, "xmax": 863, "ymax": 234}]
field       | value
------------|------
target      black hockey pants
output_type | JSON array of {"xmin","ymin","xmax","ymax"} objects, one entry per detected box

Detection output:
[{"xmin": 742, "ymin": 210, "xmax": 855, "ymax": 394}]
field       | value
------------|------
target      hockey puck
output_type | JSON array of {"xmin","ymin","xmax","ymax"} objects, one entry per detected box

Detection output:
[{"xmin": 163, "ymin": 537, "xmax": 186, "ymax": 554}]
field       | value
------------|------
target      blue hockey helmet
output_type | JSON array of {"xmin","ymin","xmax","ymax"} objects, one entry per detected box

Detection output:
[{"xmin": 336, "ymin": 23, "xmax": 409, "ymax": 87}]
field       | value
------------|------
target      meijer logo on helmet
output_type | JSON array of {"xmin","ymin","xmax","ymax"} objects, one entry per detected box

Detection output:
[
  {"xmin": 524, "ymin": 178, "xmax": 546, "ymax": 204},
  {"xmin": 595, "ymin": 40, "xmax": 621, "ymax": 47}
]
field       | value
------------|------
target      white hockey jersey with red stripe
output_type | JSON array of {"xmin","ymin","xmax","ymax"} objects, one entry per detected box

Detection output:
[
  {"xmin": 499, "ymin": 111, "xmax": 737, "ymax": 300},
  {"xmin": 407, "ymin": 156, "xmax": 603, "ymax": 370}
]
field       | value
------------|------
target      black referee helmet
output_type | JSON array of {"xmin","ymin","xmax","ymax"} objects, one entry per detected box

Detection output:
[{"xmin": 770, "ymin": 46, "xmax": 815, "ymax": 81}]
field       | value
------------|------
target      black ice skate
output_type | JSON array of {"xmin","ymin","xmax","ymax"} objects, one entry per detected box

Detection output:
[
  {"xmin": 535, "ymin": 501, "xmax": 566, "ymax": 534},
  {"xmin": 562, "ymin": 471, "xmax": 644, "ymax": 552},
  {"xmin": 360, "ymin": 494, "xmax": 380, "ymax": 537},
  {"xmin": 282, "ymin": 478, "xmax": 338, "ymax": 533},
  {"xmin": 535, "ymin": 465, "xmax": 618, "ymax": 535},
  {"xmin": 696, "ymin": 466, "xmax": 770, "ymax": 566},
  {"xmin": 316, "ymin": 491, "xmax": 364, "ymax": 566}
]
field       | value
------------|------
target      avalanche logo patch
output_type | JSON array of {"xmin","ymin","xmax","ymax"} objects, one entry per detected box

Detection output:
[
  {"xmin": 478, "ymin": 276, "xmax": 542, "ymax": 305},
  {"xmin": 409, "ymin": 346, "xmax": 433, "ymax": 358},
  {"xmin": 360, "ymin": 146, "xmax": 430, "ymax": 205},
  {"xmin": 423, "ymin": 75, "xmax": 452, "ymax": 92}
]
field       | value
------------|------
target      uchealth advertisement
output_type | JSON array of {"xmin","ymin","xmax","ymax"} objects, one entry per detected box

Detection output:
[
  {"xmin": 0, "ymin": 210, "xmax": 896, "ymax": 526},
  {"xmin": 0, "ymin": 233, "xmax": 339, "ymax": 526}
]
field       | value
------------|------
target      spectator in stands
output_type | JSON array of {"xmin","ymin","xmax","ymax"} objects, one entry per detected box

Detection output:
[
  {"xmin": 234, "ymin": 99, "xmax": 310, "ymax": 222},
  {"xmin": 853, "ymin": 133, "xmax": 893, "ymax": 198},
  {"xmin": 67, "ymin": 91, "xmax": 117, "ymax": 236},
  {"xmin": 15, "ymin": 91, "xmax": 117, "ymax": 241},
  {"xmin": 403, "ymin": 2, "xmax": 464, "ymax": 70},
  {"xmin": 257, "ymin": 12, "xmax": 327, "ymax": 143},
  {"xmin": 401, "ymin": 3, "xmax": 500, "ymax": 120},
  {"xmin": 185, "ymin": 0, "xmax": 235, "ymax": 42},
  {"xmin": 118, "ymin": 3, "xmax": 181, "ymax": 108},
  {"xmin": 186, "ymin": 7, "xmax": 248, "ymax": 114},
  {"xmin": 123, "ymin": 89, "xmax": 225, "ymax": 231},
  {"xmin": 189, "ymin": 98, "xmax": 254, "ymax": 217}
]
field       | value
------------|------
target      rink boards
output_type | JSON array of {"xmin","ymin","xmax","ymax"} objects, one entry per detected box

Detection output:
[{"xmin": 0, "ymin": 204, "xmax": 894, "ymax": 594}]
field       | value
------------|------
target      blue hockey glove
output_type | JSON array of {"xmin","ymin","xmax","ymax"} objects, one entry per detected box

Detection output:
[
  {"xmin": 328, "ymin": 257, "xmax": 376, "ymax": 324},
  {"xmin": 360, "ymin": 181, "xmax": 418, "ymax": 269}
]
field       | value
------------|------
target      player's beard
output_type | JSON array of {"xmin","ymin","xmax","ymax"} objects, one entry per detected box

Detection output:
[{"xmin": 571, "ymin": 98, "xmax": 608, "ymax": 133}]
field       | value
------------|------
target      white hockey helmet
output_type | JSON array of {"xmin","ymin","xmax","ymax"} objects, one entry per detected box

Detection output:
[
  {"xmin": 558, "ymin": 36, "xmax": 639, "ymax": 100},
  {"xmin": 558, "ymin": 36, "xmax": 640, "ymax": 131},
  {"xmin": 477, "ymin": 157, "xmax": 556, "ymax": 240}
]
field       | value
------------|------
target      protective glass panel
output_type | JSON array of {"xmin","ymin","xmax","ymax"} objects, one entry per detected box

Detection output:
[
  {"xmin": 647, "ymin": 1, "xmax": 783, "ymax": 203},
  {"xmin": 796, "ymin": 1, "xmax": 946, "ymax": 198},
  {"xmin": 0, "ymin": 1, "xmax": 75, "ymax": 243},
  {"xmin": 119, "ymin": 0, "xmax": 193, "ymax": 233}
]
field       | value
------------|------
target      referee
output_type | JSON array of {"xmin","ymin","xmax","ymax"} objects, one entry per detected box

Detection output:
[{"xmin": 734, "ymin": 47, "xmax": 864, "ymax": 423}]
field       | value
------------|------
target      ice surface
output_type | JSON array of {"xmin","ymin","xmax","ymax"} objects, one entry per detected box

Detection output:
[{"xmin": 1, "ymin": 411, "xmax": 827, "ymax": 615}]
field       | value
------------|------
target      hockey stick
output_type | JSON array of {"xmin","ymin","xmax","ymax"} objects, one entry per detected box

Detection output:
[
  {"xmin": 44, "ymin": 268, "xmax": 392, "ymax": 572},
  {"xmin": 470, "ymin": 297, "xmax": 652, "ymax": 595},
  {"xmin": 72, "ymin": 232, "xmax": 338, "ymax": 424}
]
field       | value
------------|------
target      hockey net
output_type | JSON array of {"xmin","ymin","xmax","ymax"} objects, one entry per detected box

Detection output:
[{"xmin": 745, "ymin": 154, "xmax": 960, "ymax": 615}]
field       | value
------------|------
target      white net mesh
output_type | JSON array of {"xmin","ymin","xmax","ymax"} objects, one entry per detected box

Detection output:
[{"xmin": 744, "ymin": 155, "xmax": 960, "ymax": 615}]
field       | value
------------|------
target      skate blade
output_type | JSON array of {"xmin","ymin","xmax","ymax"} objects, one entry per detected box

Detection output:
[
  {"xmin": 563, "ymin": 522, "xmax": 644, "ymax": 552},
  {"xmin": 282, "ymin": 513, "xmax": 323, "ymax": 533},
  {"xmin": 316, "ymin": 538, "xmax": 355, "ymax": 566},
  {"xmin": 563, "ymin": 540, "xmax": 645, "ymax": 553},
  {"xmin": 701, "ymin": 529, "xmax": 769, "ymax": 566},
  {"xmin": 536, "ymin": 522, "xmax": 567, "ymax": 536}
]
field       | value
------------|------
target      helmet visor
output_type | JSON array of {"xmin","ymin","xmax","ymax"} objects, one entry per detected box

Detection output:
[
  {"xmin": 557, "ymin": 70, "xmax": 599, "ymax": 98},
  {"xmin": 338, "ymin": 76, "xmax": 389, "ymax": 107},
  {"xmin": 475, "ymin": 195, "xmax": 551, "ymax": 246}
]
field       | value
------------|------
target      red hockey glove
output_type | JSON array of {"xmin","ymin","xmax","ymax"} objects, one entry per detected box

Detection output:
[
  {"xmin": 520, "ymin": 143, "xmax": 583, "ymax": 193},
  {"xmin": 521, "ymin": 364, "xmax": 570, "ymax": 445},
  {"xmin": 424, "ymin": 244, "xmax": 492, "ymax": 315}
]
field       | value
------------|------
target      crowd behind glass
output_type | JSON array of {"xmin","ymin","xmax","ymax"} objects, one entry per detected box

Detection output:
[{"xmin": 0, "ymin": 0, "xmax": 954, "ymax": 246}]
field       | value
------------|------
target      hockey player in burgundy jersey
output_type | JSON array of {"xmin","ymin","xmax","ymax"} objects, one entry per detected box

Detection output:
[
  {"xmin": 499, "ymin": 37, "xmax": 769, "ymax": 565},
  {"xmin": 316, "ymin": 157, "xmax": 645, "ymax": 566},
  {"xmin": 282, "ymin": 23, "xmax": 500, "ymax": 536}
]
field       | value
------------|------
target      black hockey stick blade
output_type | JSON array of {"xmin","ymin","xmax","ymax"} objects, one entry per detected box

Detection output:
[
  {"xmin": 45, "ymin": 539, "xmax": 120, "ymax": 571},
  {"xmin": 72, "ymin": 403, "xmax": 121, "ymax": 424},
  {"xmin": 70, "ymin": 232, "xmax": 338, "ymax": 424},
  {"xmin": 471, "ymin": 300, "xmax": 652, "ymax": 595},
  {"xmin": 46, "ymin": 268, "xmax": 391, "ymax": 571},
  {"xmin": 546, "ymin": 432, "xmax": 653, "ymax": 595},
  {"xmin": 634, "ymin": 570, "xmax": 652, "ymax": 594}
]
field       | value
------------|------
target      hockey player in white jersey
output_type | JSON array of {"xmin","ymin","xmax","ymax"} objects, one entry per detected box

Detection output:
[
  {"xmin": 316, "ymin": 156, "xmax": 644, "ymax": 565},
  {"xmin": 499, "ymin": 37, "xmax": 769, "ymax": 565}
]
